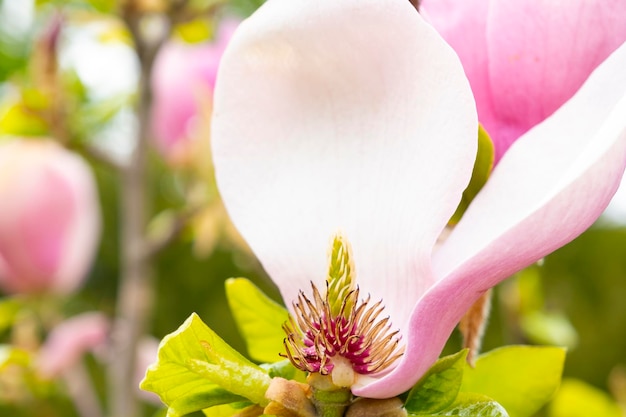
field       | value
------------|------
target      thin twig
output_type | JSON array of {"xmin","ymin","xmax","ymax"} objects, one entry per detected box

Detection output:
[
  {"xmin": 107, "ymin": 2, "xmax": 173, "ymax": 416},
  {"xmin": 63, "ymin": 361, "xmax": 105, "ymax": 417}
]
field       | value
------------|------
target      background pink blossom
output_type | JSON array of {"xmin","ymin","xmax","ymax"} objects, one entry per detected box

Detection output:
[
  {"xmin": 0, "ymin": 140, "xmax": 101, "ymax": 295},
  {"xmin": 150, "ymin": 19, "xmax": 239, "ymax": 162},
  {"xmin": 422, "ymin": 0, "xmax": 626, "ymax": 161}
]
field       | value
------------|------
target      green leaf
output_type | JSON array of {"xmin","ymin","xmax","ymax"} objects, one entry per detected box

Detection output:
[
  {"xmin": 412, "ymin": 393, "xmax": 509, "ymax": 416},
  {"xmin": 404, "ymin": 350, "xmax": 468, "ymax": 414},
  {"xmin": 261, "ymin": 359, "xmax": 306, "ymax": 382},
  {"xmin": 0, "ymin": 345, "xmax": 30, "ymax": 369},
  {"xmin": 461, "ymin": 346, "xmax": 565, "ymax": 417},
  {"xmin": 449, "ymin": 125, "xmax": 494, "ymax": 224},
  {"xmin": 202, "ymin": 402, "xmax": 256, "ymax": 417},
  {"xmin": 0, "ymin": 103, "xmax": 49, "ymax": 136},
  {"xmin": 0, "ymin": 298, "xmax": 22, "ymax": 333},
  {"xmin": 547, "ymin": 379, "xmax": 622, "ymax": 417},
  {"xmin": 225, "ymin": 278, "xmax": 289, "ymax": 363},
  {"xmin": 140, "ymin": 313, "xmax": 271, "ymax": 417}
]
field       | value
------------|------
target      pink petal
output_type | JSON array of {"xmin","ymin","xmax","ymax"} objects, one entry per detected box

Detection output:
[
  {"xmin": 151, "ymin": 20, "xmax": 239, "ymax": 158},
  {"xmin": 486, "ymin": 0, "xmax": 626, "ymax": 160},
  {"xmin": 0, "ymin": 140, "xmax": 101, "ymax": 294},
  {"xmin": 420, "ymin": 0, "xmax": 497, "ymax": 149},
  {"xmin": 212, "ymin": 0, "xmax": 476, "ymax": 389},
  {"xmin": 358, "ymin": 41, "xmax": 626, "ymax": 398},
  {"xmin": 423, "ymin": 0, "xmax": 626, "ymax": 161},
  {"xmin": 37, "ymin": 312, "xmax": 110, "ymax": 378}
]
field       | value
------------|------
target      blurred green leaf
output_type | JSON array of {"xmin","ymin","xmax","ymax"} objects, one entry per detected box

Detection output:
[
  {"xmin": 547, "ymin": 379, "xmax": 621, "ymax": 417},
  {"xmin": 202, "ymin": 402, "xmax": 256, "ymax": 417},
  {"xmin": 174, "ymin": 19, "xmax": 214, "ymax": 44},
  {"xmin": 449, "ymin": 125, "xmax": 494, "ymax": 224},
  {"xmin": 225, "ymin": 278, "xmax": 288, "ymax": 363},
  {"xmin": 404, "ymin": 350, "xmax": 467, "ymax": 414},
  {"xmin": 412, "ymin": 393, "xmax": 508, "ymax": 416},
  {"xmin": 0, "ymin": 298, "xmax": 22, "ymax": 333},
  {"xmin": 140, "ymin": 313, "xmax": 270, "ymax": 417},
  {"xmin": 520, "ymin": 311, "xmax": 578, "ymax": 348},
  {"xmin": 0, "ymin": 345, "xmax": 31, "ymax": 369},
  {"xmin": 261, "ymin": 359, "xmax": 306, "ymax": 382},
  {"xmin": 0, "ymin": 102, "xmax": 48, "ymax": 136},
  {"xmin": 461, "ymin": 346, "xmax": 565, "ymax": 417}
]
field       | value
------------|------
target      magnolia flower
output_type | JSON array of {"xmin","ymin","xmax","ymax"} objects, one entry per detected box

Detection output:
[
  {"xmin": 151, "ymin": 19, "xmax": 239, "ymax": 162},
  {"xmin": 37, "ymin": 312, "xmax": 109, "ymax": 378},
  {"xmin": 421, "ymin": 0, "xmax": 626, "ymax": 161},
  {"xmin": 0, "ymin": 140, "xmax": 101, "ymax": 295},
  {"xmin": 212, "ymin": 0, "xmax": 626, "ymax": 399}
]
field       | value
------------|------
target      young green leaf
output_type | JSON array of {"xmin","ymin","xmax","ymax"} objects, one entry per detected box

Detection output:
[
  {"xmin": 548, "ymin": 379, "xmax": 622, "ymax": 417},
  {"xmin": 225, "ymin": 278, "xmax": 289, "ymax": 363},
  {"xmin": 0, "ymin": 345, "xmax": 30, "ymax": 369},
  {"xmin": 449, "ymin": 125, "xmax": 494, "ymax": 224},
  {"xmin": 411, "ymin": 393, "xmax": 509, "ymax": 416},
  {"xmin": 0, "ymin": 298, "xmax": 22, "ymax": 333},
  {"xmin": 203, "ymin": 402, "xmax": 258, "ymax": 417},
  {"xmin": 404, "ymin": 350, "xmax": 468, "ymax": 414},
  {"xmin": 261, "ymin": 359, "xmax": 306, "ymax": 382},
  {"xmin": 140, "ymin": 313, "xmax": 271, "ymax": 417},
  {"xmin": 460, "ymin": 346, "xmax": 565, "ymax": 417}
]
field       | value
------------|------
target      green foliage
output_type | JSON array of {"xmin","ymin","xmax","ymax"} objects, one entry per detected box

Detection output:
[
  {"xmin": 547, "ymin": 379, "xmax": 622, "ymax": 417},
  {"xmin": 0, "ymin": 102, "xmax": 49, "ymax": 136},
  {"xmin": 0, "ymin": 345, "xmax": 30, "ymax": 369},
  {"xmin": 140, "ymin": 313, "xmax": 271, "ymax": 417},
  {"xmin": 225, "ymin": 278, "xmax": 289, "ymax": 363},
  {"xmin": 460, "ymin": 346, "xmax": 565, "ymax": 417},
  {"xmin": 0, "ymin": 298, "xmax": 21, "ymax": 333},
  {"xmin": 449, "ymin": 125, "xmax": 494, "ymax": 224},
  {"xmin": 413, "ymin": 393, "xmax": 509, "ymax": 416},
  {"xmin": 405, "ymin": 350, "xmax": 467, "ymax": 414}
]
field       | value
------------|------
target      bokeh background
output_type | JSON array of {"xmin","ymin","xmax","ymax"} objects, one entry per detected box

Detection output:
[{"xmin": 0, "ymin": 1, "xmax": 625, "ymax": 416}]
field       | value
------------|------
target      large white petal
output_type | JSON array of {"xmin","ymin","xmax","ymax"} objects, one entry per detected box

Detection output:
[
  {"xmin": 358, "ymin": 39, "xmax": 626, "ymax": 399},
  {"xmin": 212, "ymin": 0, "xmax": 476, "ymax": 364}
]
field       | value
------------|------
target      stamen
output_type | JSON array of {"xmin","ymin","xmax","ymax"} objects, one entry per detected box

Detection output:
[{"xmin": 281, "ymin": 234, "xmax": 405, "ymax": 383}]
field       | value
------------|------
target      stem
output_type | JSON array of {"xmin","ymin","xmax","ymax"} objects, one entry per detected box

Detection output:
[
  {"xmin": 307, "ymin": 375, "xmax": 352, "ymax": 417},
  {"xmin": 64, "ymin": 361, "xmax": 105, "ymax": 417},
  {"xmin": 107, "ymin": 4, "xmax": 170, "ymax": 416}
]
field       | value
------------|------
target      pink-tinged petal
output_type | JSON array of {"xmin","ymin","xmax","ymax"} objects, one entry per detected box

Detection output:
[
  {"xmin": 422, "ymin": 0, "xmax": 626, "ymax": 162},
  {"xmin": 359, "ymin": 41, "xmax": 626, "ymax": 399},
  {"xmin": 420, "ymin": 0, "xmax": 497, "ymax": 145},
  {"xmin": 37, "ymin": 312, "xmax": 110, "ymax": 378},
  {"xmin": 0, "ymin": 140, "xmax": 101, "ymax": 294},
  {"xmin": 151, "ymin": 19, "xmax": 239, "ymax": 159},
  {"xmin": 212, "ymin": 0, "xmax": 476, "ymax": 386},
  {"xmin": 135, "ymin": 337, "xmax": 162, "ymax": 405},
  {"xmin": 486, "ymin": 0, "xmax": 626, "ymax": 160}
]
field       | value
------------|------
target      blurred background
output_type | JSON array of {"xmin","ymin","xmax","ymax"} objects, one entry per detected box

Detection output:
[{"xmin": 0, "ymin": 1, "xmax": 625, "ymax": 416}]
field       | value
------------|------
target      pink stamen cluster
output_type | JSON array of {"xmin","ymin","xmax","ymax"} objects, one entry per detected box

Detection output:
[{"xmin": 283, "ymin": 282, "xmax": 403, "ymax": 377}]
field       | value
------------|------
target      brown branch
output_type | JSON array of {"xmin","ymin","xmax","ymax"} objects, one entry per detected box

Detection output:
[{"xmin": 107, "ymin": 2, "xmax": 174, "ymax": 416}]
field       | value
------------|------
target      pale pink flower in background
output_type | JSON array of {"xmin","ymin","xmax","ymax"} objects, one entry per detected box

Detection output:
[
  {"xmin": 421, "ymin": 0, "xmax": 626, "ymax": 162},
  {"xmin": 212, "ymin": 0, "xmax": 626, "ymax": 398},
  {"xmin": 151, "ymin": 18, "xmax": 239, "ymax": 162},
  {"xmin": 0, "ymin": 140, "xmax": 101, "ymax": 295},
  {"xmin": 37, "ymin": 312, "xmax": 109, "ymax": 378},
  {"xmin": 135, "ymin": 337, "xmax": 161, "ymax": 405}
]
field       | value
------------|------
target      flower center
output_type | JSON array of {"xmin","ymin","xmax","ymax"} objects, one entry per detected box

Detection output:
[{"xmin": 282, "ymin": 234, "xmax": 404, "ymax": 387}]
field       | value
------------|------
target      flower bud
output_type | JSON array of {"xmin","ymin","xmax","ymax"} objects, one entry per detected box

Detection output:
[
  {"xmin": 151, "ymin": 19, "xmax": 239, "ymax": 164},
  {"xmin": 0, "ymin": 139, "xmax": 101, "ymax": 295}
]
